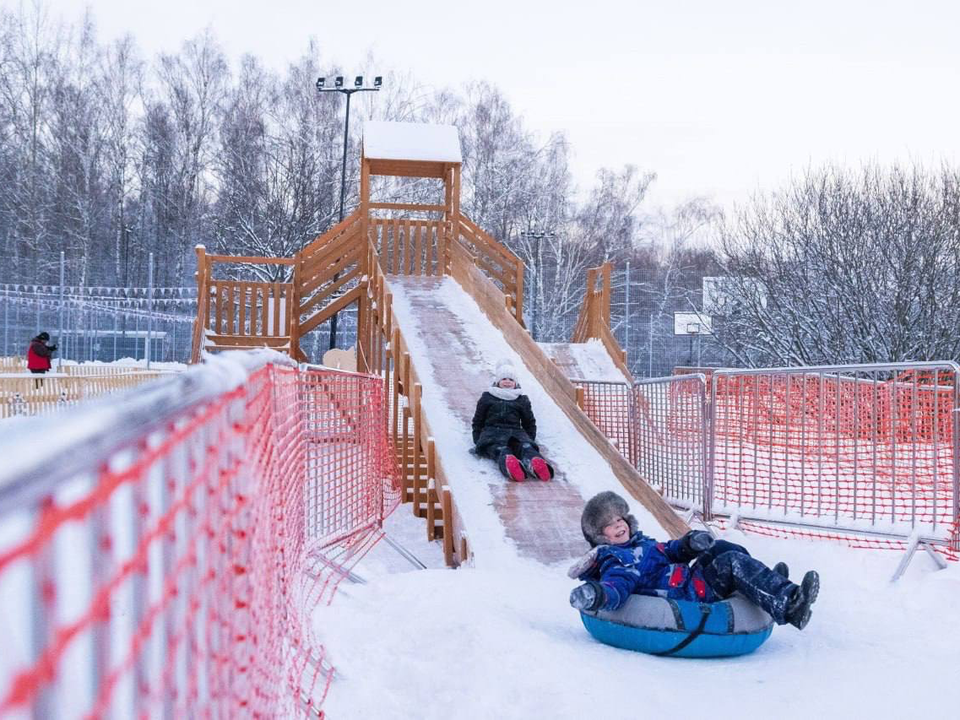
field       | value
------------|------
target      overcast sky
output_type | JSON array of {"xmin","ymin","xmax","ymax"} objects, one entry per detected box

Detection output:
[{"xmin": 24, "ymin": 0, "xmax": 960, "ymax": 211}]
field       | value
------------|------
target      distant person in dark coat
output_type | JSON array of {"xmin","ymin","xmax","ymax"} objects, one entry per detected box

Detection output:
[
  {"xmin": 569, "ymin": 491, "xmax": 820, "ymax": 629},
  {"xmin": 27, "ymin": 332, "xmax": 57, "ymax": 374},
  {"xmin": 471, "ymin": 360, "xmax": 554, "ymax": 482}
]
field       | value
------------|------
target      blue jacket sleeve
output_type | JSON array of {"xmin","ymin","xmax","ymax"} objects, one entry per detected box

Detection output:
[{"xmin": 597, "ymin": 564, "xmax": 641, "ymax": 611}]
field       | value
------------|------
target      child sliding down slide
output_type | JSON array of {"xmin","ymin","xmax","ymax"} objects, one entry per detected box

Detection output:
[
  {"xmin": 471, "ymin": 360, "xmax": 554, "ymax": 482},
  {"xmin": 570, "ymin": 492, "xmax": 820, "ymax": 630}
]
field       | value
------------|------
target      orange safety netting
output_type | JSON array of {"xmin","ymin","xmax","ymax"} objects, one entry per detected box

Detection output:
[
  {"xmin": 0, "ymin": 363, "xmax": 399, "ymax": 718},
  {"xmin": 576, "ymin": 369, "xmax": 960, "ymax": 553},
  {"xmin": 712, "ymin": 371, "xmax": 958, "ymax": 545}
]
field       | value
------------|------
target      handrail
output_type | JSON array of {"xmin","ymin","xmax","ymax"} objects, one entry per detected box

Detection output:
[
  {"xmin": 456, "ymin": 216, "xmax": 525, "ymax": 326},
  {"xmin": 358, "ymin": 237, "xmax": 469, "ymax": 566}
]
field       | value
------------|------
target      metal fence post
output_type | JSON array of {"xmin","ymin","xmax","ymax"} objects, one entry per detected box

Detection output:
[
  {"xmin": 58, "ymin": 253, "xmax": 65, "ymax": 369},
  {"xmin": 3, "ymin": 284, "xmax": 9, "ymax": 356},
  {"xmin": 703, "ymin": 375, "xmax": 714, "ymax": 521},
  {"xmin": 953, "ymin": 368, "xmax": 960, "ymax": 551},
  {"xmin": 147, "ymin": 254, "xmax": 154, "ymax": 369}
]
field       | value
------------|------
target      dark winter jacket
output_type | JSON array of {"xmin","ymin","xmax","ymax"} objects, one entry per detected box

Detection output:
[
  {"xmin": 578, "ymin": 531, "xmax": 719, "ymax": 609},
  {"xmin": 471, "ymin": 390, "xmax": 538, "ymax": 454},
  {"xmin": 27, "ymin": 337, "xmax": 55, "ymax": 371}
]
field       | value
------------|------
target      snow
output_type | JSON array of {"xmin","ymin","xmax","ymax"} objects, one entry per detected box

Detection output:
[
  {"xmin": 363, "ymin": 121, "xmax": 462, "ymax": 163},
  {"xmin": 540, "ymin": 339, "xmax": 629, "ymax": 382},
  {"xmin": 316, "ymin": 275, "xmax": 960, "ymax": 719},
  {"xmin": 316, "ymin": 511, "xmax": 960, "ymax": 720}
]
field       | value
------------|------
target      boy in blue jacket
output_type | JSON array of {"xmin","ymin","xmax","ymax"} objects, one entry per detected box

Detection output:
[{"xmin": 569, "ymin": 491, "xmax": 820, "ymax": 630}]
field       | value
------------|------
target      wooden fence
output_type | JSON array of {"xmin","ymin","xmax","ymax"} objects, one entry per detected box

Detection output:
[{"xmin": 0, "ymin": 370, "xmax": 167, "ymax": 419}]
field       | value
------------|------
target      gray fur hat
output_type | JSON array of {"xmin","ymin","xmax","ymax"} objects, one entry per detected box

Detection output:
[{"xmin": 581, "ymin": 491, "xmax": 640, "ymax": 547}]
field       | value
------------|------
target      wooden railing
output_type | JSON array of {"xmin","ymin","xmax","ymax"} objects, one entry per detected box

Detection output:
[
  {"xmin": 457, "ymin": 217, "xmax": 524, "ymax": 325},
  {"xmin": 571, "ymin": 262, "xmax": 632, "ymax": 380},
  {"xmin": 191, "ymin": 246, "xmax": 297, "ymax": 362},
  {"xmin": 1, "ymin": 372, "xmax": 166, "ymax": 419},
  {"xmin": 369, "ymin": 217, "xmax": 447, "ymax": 277},
  {"xmin": 294, "ymin": 211, "xmax": 365, "ymax": 344},
  {"xmin": 356, "ymin": 238, "xmax": 469, "ymax": 566}
]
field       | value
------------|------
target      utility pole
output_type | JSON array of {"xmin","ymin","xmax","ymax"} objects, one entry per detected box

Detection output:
[
  {"xmin": 316, "ymin": 74, "xmax": 382, "ymax": 351},
  {"xmin": 519, "ymin": 229, "xmax": 554, "ymax": 340}
]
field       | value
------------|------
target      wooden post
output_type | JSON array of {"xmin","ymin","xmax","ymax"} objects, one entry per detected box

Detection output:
[
  {"xmin": 424, "ymin": 437, "xmax": 436, "ymax": 520},
  {"xmin": 289, "ymin": 250, "xmax": 302, "ymax": 360},
  {"xmin": 391, "ymin": 327, "xmax": 401, "ymax": 458},
  {"xmin": 441, "ymin": 485, "xmax": 454, "ymax": 565},
  {"xmin": 601, "ymin": 262, "xmax": 612, "ymax": 326},
  {"xmin": 576, "ymin": 386, "xmax": 585, "ymax": 410},
  {"xmin": 514, "ymin": 256, "xmax": 524, "ymax": 325},
  {"xmin": 425, "ymin": 477, "xmax": 436, "ymax": 541},
  {"xmin": 412, "ymin": 383, "xmax": 423, "ymax": 509},
  {"xmin": 450, "ymin": 164, "xmax": 461, "ymax": 275}
]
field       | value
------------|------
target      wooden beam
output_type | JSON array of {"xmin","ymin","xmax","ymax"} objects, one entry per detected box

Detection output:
[
  {"xmin": 205, "ymin": 254, "xmax": 297, "ymax": 265},
  {"xmin": 298, "ymin": 285, "xmax": 363, "ymax": 335},
  {"xmin": 369, "ymin": 202, "xmax": 446, "ymax": 212}
]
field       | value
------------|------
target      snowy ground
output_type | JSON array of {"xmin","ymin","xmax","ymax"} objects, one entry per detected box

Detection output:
[{"xmin": 317, "ymin": 507, "xmax": 960, "ymax": 720}]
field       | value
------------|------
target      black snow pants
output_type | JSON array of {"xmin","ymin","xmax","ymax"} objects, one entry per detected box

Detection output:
[{"xmin": 696, "ymin": 540, "xmax": 796, "ymax": 624}]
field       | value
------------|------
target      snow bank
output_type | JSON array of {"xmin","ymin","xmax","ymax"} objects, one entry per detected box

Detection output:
[{"xmin": 317, "ymin": 520, "xmax": 960, "ymax": 720}]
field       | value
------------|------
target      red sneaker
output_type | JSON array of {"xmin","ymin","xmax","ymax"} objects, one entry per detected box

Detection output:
[
  {"xmin": 504, "ymin": 454, "xmax": 525, "ymax": 482},
  {"xmin": 530, "ymin": 457, "xmax": 552, "ymax": 481}
]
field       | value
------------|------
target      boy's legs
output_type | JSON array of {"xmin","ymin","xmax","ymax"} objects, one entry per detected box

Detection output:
[{"xmin": 698, "ymin": 542, "xmax": 797, "ymax": 624}]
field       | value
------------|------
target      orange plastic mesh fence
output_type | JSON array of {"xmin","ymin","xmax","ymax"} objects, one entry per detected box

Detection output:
[
  {"xmin": 711, "ymin": 367, "xmax": 959, "ymax": 546},
  {"xmin": 577, "ymin": 364, "xmax": 960, "ymax": 553},
  {"xmin": 0, "ymin": 362, "xmax": 399, "ymax": 718}
]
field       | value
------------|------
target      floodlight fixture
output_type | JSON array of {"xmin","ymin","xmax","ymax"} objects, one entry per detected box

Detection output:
[{"xmin": 313, "ymin": 71, "xmax": 384, "ymax": 350}]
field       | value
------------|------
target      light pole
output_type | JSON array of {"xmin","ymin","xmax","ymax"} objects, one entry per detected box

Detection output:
[
  {"xmin": 316, "ymin": 74, "xmax": 382, "ymax": 351},
  {"xmin": 519, "ymin": 229, "xmax": 554, "ymax": 340}
]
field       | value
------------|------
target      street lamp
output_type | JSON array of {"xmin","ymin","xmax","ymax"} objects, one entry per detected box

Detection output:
[
  {"xmin": 519, "ymin": 229, "xmax": 555, "ymax": 340},
  {"xmin": 316, "ymin": 74, "xmax": 383, "ymax": 350}
]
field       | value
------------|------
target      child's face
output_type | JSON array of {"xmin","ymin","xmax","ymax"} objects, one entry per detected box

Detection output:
[
  {"xmin": 497, "ymin": 378, "xmax": 516, "ymax": 389},
  {"xmin": 602, "ymin": 517, "xmax": 630, "ymax": 544}
]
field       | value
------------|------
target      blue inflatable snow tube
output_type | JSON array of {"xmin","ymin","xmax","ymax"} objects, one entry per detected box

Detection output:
[{"xmin": 579, "ymin": 594, "xmax": 773, "ymax": 658}]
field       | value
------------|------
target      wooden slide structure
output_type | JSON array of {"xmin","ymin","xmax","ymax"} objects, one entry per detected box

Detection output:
[{"xmin": 191, "ymin": 121, "xmax": 687, "ymax": 566}]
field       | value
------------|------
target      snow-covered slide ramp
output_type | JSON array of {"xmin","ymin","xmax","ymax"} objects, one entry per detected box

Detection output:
[{"xmin": 389, "ymin": 273, "xmax": 686, "ymax": 567}]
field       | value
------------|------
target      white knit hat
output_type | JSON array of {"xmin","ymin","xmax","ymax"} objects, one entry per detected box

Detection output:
[{"xmin": 493, "ymin": 359, "xmax": 519, "ymax": 385}]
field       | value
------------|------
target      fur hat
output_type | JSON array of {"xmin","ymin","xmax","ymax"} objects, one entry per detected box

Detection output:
[
  {"xmin": 581, "ymin": 491, "xmax": 640, "ymax": 547},
  {"xmin": 493, "ymin": 359, "xmax": 519, "ymax": 386},
  {"xmin": 37, "ymin": 332, "xmax": 50, "ymax": 342}
]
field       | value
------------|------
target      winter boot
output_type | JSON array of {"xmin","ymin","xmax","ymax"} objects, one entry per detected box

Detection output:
[
  {"xmin": 522, "ymin": 455, "xmax": 552, "ymax": 481},
  {"xmin": 785, "ymin": 570, "xmax": 820, "ymax": 630},
  {"xmin": 773, "ymin": 562, "xmax": 790, "ymax": 579},
  {"xmin": 498, "ymin": 453, "xmax": 526, "ymax": 482}
]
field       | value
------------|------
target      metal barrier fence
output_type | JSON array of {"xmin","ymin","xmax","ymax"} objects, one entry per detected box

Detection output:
[
  {"xmin": 710, "ymin": 363, "xmax": 960, "ymax": 546},
  {"xmin": 0, "ymin": 354, "xmax": 399, "ymax": 717},
  {"xmin": 574, "ymin": 376, "xmax": 708, "ymax": 515},
  {"xmin": 576, "ymin": 361, "xmax": 960, "ymax": 550}
]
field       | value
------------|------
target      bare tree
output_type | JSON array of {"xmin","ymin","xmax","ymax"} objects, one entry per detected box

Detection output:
[{"xmin": 716, "ymin": 165, "xmax": 960, "ymax": 366}]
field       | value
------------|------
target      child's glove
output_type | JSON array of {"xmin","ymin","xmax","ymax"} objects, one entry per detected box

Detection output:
[
  {"xmin": 569, "ymin": 581, "xmax": 604, "ymax": 612},
  {"xmin": 682, "ymin": 530, "xmax": 715, "ymax": 555},
  {"xmin": 567, "ymin": 547, "xmax": 599, "ymax": 579}
]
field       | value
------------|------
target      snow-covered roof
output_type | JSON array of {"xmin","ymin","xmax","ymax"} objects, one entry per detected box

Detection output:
[{"xmin": 363, "ymin": 121, "xmax": 462, "ymax": 163}]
